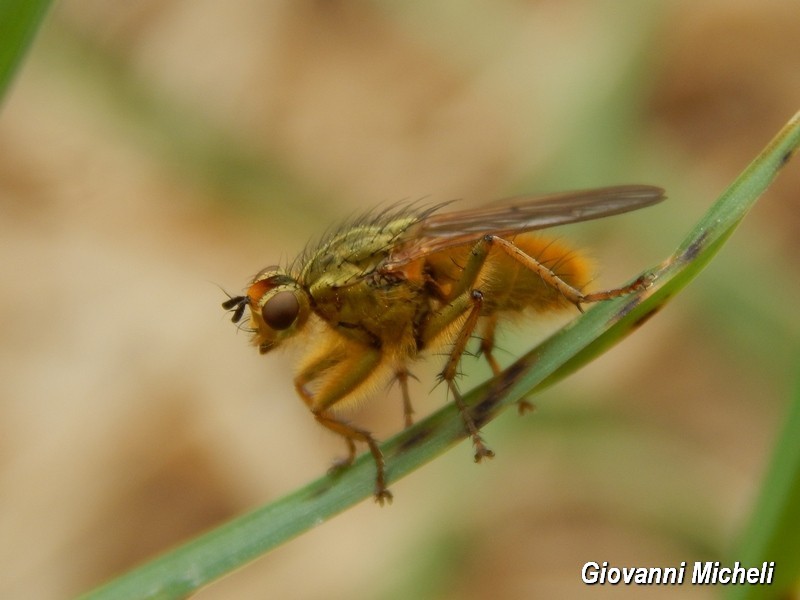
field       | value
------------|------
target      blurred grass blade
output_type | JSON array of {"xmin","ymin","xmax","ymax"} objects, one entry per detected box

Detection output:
[
  {"xmin": 0, "ymin": 0, "xmax": 53, "ymax": 102},
  {"xmin": 81, "ymin": 111, "xmax": 800, "ymax": 600},
  {"xmin": 724, "ymin": 359, "xmax": 800, "ymax": 600}
]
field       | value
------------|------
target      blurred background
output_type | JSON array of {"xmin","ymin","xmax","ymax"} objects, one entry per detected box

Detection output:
[{"xmin": 1, "ymin": 1, "xmax": 799, "ymax": 598}]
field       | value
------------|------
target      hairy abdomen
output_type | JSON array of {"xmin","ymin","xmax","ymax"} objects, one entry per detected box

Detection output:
[{"xmin": 425, "ymin": 233, "xmax": 593, "ymax": 314}]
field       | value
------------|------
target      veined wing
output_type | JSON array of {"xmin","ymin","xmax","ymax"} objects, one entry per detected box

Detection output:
[{"xmin": 384, "ymin": 184, "xmax": 665, "ymax": 270}]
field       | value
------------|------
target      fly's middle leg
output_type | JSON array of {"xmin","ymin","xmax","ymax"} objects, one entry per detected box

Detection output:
[
  {"xmin": 440, "ymin": 290, "xmax": 495, "ymax": 461},
  {"xmin": 420, "ymin": 239, "xmax": 497, "ymax": 461},
  {"xmin": 394, "ymin": 366, "xmax": 416, "ymax": 428}
]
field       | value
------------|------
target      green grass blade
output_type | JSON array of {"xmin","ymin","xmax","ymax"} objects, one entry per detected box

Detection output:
[
  {"xmin": 0, "ymin": 0, "xmax": 53, "ymax": 102},
  {"xmin": 724, "ymin": 359, "xmax": 800, "ymax": 600},
  {"xmin": 533, "ymin": 110, "xmax": 800, "ymax": 393},
  {"xmin": 80, "ymin": 111, "xmax": 800, "ymax": 600}
]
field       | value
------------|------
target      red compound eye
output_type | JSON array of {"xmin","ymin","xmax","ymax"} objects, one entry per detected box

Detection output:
[{"xmin": 262, "ymin": 291, "xmax": 299, "ymax": 330}]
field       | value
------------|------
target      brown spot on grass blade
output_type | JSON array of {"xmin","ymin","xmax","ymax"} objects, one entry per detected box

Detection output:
[
  {"xmin": 779, "ymin": 148, "xmax": 794, "ymax": 169},
  {"xmin": 468, "ymin": 361, "xmax": 530, "ymax": 428},
  {"xmin": 396, "ymin": 424, "xmax": 436, "ymax": 454},
  {"xmin": 681, "ymin": 229, "xmax": 709, "ymax": 263},
  {"xmin": 614, "ymin": 295, "xmax": 643, "ymax": 322}
]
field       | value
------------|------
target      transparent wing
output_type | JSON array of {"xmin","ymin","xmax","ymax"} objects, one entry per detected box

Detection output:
[{"xmin": 384, "ymin": 184, "xmax": 665, "ymax": 269}]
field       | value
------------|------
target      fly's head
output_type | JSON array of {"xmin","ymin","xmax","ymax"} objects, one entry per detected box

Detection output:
[{"xmin": 222, "ymin": 266, "xmax": 311, "ymax": 354}]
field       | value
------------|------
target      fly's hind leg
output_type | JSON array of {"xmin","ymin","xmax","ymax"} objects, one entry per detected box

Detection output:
[
  {"xmin": 477, "ymin": 315, "xmax": 502, "ymax": 376},
  {"xmin": 479, "ymin": 316, "xmax": 534, "ymax": 415},
  {"xmin": 486, "ymin": 235, "xmax": 650, "ymax": 309}
]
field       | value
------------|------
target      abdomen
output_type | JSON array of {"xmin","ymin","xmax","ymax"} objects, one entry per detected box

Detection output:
[{"xmin": 425, "ymin": 234, "xmax": 593, "ymax": 315}]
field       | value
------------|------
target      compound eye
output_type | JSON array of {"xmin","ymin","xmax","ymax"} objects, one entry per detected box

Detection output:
[{"xmin": 262, "ymin": 291, "xmax": 299, "ymax": 330}]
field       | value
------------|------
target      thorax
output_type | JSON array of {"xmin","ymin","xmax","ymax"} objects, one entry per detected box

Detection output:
[{"xmin": 299, "ymin": 220, "xmax": 428, "ymax": 345}]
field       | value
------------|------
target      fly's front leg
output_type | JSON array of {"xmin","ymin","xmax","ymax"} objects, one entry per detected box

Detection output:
[
  {"xmin": 313, "ymin": 412, "xmax": 392, "ymax": 505},
  {"xmin": 295, "ymin": 343, "xmax": 393, "ymax": 504},
  {"xmin": 487, "ymin": 235, "xmax": 650, "ymax": 309}
]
